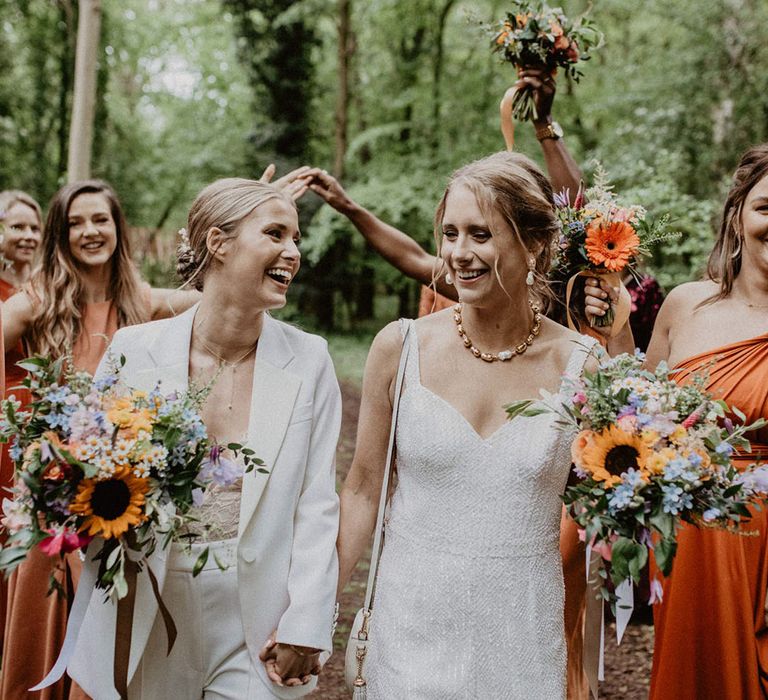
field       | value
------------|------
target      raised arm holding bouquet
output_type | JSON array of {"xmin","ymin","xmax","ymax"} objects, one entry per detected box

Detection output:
[{"xmin": 491, "ymin": 1, "xmax": 602, "ymax": 124}]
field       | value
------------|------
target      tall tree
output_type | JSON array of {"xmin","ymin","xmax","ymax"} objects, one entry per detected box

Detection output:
[{"xmin": 223, "ymin": 0, "xmax": 316, "ymax": 167}]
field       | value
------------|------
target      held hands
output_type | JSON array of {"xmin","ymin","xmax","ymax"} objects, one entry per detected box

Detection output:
[
  {"xmin": 514, "ymin": 66, "xmax": 556, "ymax": 126},
  {"xmin": 306, "ymin": 168, "xmax": 357, "ymax": 215},
  {"xmin": 259, "ymin": 164, "xmax": 314, "ymax": 201},
  {"xmin": 259, "ymin": 635, "xmax": 322, "ymax": 688}
]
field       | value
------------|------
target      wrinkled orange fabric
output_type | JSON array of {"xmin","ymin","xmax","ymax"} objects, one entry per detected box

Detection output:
[
  {"xmin": 0, "ymin": 279, "xmax": 28, "ymax": 654},
  {"xmin": 1, "ymin": 300, "xmax": 123, "ymax": 700},
  {"xmin": 417, "ymin": 285, "xmax": 454, "ymax": 317},
  {"xmin": 650, "ymin": 332, "xmax": 768, "ymax": 700}
]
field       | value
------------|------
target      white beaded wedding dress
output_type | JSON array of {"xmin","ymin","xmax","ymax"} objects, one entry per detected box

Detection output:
[{"xmin": 366, "ymin": 321, "xmax": 597, "ymax": 699}]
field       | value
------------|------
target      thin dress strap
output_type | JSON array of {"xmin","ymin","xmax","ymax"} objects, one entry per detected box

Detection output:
[
  {"xmin": 399, "ymin": 318, "xmax": 420, "ymax": 386},
  {"xmin": 563, "ymin": 336, "xmax": 600, "ymax": 383}
]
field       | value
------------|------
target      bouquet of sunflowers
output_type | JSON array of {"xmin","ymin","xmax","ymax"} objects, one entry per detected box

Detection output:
[
  {"xmin": 0, "ymin": 355, "xmax": 263, "ymax": 600},
  {"xmin": 490, "ymin": 1, "xmax": 603, "ymax": 121},
  {"xmin": 552, "ymin": 168, "xmax": 676, "ymax": 330},
  {"xmin": 507, "ymin": 350, "xmax": 767, "ymax": 606}
]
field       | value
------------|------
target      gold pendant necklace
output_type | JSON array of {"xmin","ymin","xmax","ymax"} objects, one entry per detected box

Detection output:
[
  {"xmin": 196, "ymin": 335, "xmax": 258, "ymax": 411},
  {"xmin": 454, "ymin": 300, "xmax": 541, "ymax": 362}
]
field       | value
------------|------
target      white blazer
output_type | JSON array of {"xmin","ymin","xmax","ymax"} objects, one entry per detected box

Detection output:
[{"xmin": 68, "ymin": 305, "xmax": 341, "ymax": 699}]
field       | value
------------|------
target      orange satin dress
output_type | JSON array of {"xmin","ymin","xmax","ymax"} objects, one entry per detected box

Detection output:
[
  {"xmin": 1, "ymin": 300, "xmax": 122, "ymax": 700},
  {"xmin": 417, "ymin": 285, "xmax": 454, "ymax": 317},
  {"xmin": 0, "ymin": 279, "xmax": 30, "ymax": 653},
  {"xmin": 649, "ymin": 332, "xmax": 768, "ymax": 700}
]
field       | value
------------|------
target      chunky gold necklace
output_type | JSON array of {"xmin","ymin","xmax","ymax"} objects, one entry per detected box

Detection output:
[{"xmin": 453, "ymin": 301, "xmax": 541, "ymax": 362}]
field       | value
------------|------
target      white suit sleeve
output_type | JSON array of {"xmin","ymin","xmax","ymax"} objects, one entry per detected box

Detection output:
[{"xmin": 275, "ymin": 349, "xmax": 341, "ymax": 651}]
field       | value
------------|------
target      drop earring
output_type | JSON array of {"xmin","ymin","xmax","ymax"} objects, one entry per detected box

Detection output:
[
  {"xmin": 525, "ymin": 260, "xmax": 535, "ymax": 287},
  {"xmin": 445, "ymin": 273, "xmax": 454, "ymax": 285}
]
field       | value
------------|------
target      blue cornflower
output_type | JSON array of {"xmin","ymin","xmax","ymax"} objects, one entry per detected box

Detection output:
[
  {"xmin": 715, "ymin": 442, "xmax": 734, "ymax": 457},
  {"xmin": 608, "ymin": 484, "xmax": 635, "ymax": 514},
  {"xmin": 661, "ymin": 484, "xmax": 693, "ymax": 515},
  {"xmin": 8, "ymin": 441, "xmax": 22, "ymax": 462}
]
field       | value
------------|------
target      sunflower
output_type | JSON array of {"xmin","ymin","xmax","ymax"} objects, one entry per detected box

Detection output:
[
  {"xmin": 70, "ymin": 466, "xmax": 149, "ymax": 539},
  {"xmin": 580, "ymin": 425, "xmax": 650, "ymax": 487},
  {"xmin": 584, "ymin": 220, "xmax": 640, "ymax": 272}
]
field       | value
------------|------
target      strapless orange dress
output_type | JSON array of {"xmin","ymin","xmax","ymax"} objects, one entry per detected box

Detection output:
[{"xmin": 650, "ymin": 332, "xmax": 768, "ymax": 700}]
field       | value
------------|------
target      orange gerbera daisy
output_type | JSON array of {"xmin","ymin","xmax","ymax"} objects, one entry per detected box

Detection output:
[
  {"xmin": 584, "ymin": 220, "xmax": 640, "ymax": 272},
  {"xmin": 70, "ymin": 466, "xmax": 149, "ymax": 539},
  {"xmin": 580, "ymin": 425, "xmax": 650, "ymax": 487}
]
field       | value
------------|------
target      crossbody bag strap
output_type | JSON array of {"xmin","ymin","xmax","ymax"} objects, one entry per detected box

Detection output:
[{"xmin": 363, "ymin": 320, "xmax": 411, "ymax": 612}]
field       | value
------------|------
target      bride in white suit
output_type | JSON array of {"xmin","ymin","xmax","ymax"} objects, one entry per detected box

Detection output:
[{"xmin": 67, "ymin": 178, "xmax": 341, "ymax": 698}]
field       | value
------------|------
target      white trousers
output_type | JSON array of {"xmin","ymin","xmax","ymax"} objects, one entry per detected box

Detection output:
[{"xmin": 128, "ymin": 538, "xmax": 258, "ymax": 699}]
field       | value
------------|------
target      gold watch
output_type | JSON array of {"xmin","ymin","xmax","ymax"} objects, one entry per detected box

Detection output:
[{"xmin": 535, "ymin": 121, "xmax": 563, "ymax": 141}]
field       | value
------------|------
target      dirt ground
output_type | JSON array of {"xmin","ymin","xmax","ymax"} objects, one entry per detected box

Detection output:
[{"xmin": 312, "ymin": 381, "xmax": 653, "ymax": 699}]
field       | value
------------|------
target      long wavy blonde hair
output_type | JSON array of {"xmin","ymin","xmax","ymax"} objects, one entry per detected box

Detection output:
[{"xmin": 26, "ymin": 180, "xmax": 148, "ymax": 357}]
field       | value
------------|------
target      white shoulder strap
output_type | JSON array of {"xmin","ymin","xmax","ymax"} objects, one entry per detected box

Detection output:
[{"xmin": 363, "ymin": 321, "xmax": 411, "ymax": 611}]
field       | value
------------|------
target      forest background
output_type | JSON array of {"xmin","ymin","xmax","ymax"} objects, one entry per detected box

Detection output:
[{"xmin": 2, "ymin": 0, "xmax": 767, "ymax": 334}]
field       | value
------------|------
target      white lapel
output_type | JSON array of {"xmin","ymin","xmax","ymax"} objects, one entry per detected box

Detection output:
[
  {"xmin": 238, "ymin": 315, "xmax": 301, "ymax": 538},
  {"xmin": 138, "ymin": 304, "xmax": 198, "ymax": 395}
]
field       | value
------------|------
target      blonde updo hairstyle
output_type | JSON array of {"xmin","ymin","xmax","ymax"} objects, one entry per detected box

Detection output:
[
  {"xmin": 433, "ymin": 151, "xmax": 559, "ymax": 306},
  {"xmin": 178, "ymin": 178, "xmax": 295, "ymax": 291},
  {"xmin": 0, "ymin": 190, "xmax": 43, "ymax": 228}
]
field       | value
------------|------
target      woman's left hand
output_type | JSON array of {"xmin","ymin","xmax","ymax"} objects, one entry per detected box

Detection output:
[
  {"xmin": 259, "ymin": 636, "xmax": 321, "ymax": 687},
  {"xmin": 259, "ymin": 164, "xmax": 314, "ymax": 201}
]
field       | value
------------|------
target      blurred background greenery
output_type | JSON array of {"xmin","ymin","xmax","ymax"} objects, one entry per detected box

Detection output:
[{"xmin": 1, "ymin": 0, "xmax": 766, "ymax": 334}]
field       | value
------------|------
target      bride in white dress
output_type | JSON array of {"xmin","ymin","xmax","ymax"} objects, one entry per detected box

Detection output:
[{"xmin": 338, "ymin": 151, "xmax": 598, "ymax": 699}]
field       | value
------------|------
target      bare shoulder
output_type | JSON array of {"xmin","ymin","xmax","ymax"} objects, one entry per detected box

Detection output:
[
  {"xmin": 366, "ymin": 320, "xmax": 406, "ymax": 373},
  {"xmin": 4, "ymin": 288, "xmax": 36, "ymax": 317},
  {"xmin": 661, "ymin": 280, "xmax": 716, "ymax": 313}
]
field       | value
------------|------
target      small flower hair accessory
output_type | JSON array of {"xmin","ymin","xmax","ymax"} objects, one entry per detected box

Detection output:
[{"xmin": 178, "ymin": 227, "xmax": 194, "ymax": 262}]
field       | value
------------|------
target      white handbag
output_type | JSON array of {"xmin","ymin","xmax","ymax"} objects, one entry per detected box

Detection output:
[{"xmin": 344, "ymin": 322, "xmax": 411, "ymax": 698}]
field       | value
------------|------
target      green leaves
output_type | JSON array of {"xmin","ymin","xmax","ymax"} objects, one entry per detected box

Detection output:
[
  {"xmin": 192, "ymin": 547, "xmax": 209, "ymax": 577},
  {"xmin": 654, "ymin": 538, "xmax": 677, "ymax": 577},
  {"xmin": 609, "ymin": 537, "xmax": 648, "ymax": 583}
]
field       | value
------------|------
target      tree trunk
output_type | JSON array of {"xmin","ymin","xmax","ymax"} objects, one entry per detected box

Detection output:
[
  {"xmin": 431, "ymin": 0, "xmax": 456, "ymax": 160},
  {"xmin": 334, "ymin": 0, "xmax": 352, "ymax": 179},
  {"xmin": 67, "ymin": 0, "xmax": 101, "ymax": 182}
]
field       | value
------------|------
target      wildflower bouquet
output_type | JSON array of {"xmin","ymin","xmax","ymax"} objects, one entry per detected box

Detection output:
[
  {"xmin": 552, "ymin": 168, "xmax": 677, "ymax": 330},
  {"xmin": 507, "ymin": 350, "xmax": 767, "ymax": 606},
  {"xmin": 490, "ymin": 2, "xmax": 603, "ymax": 121},
  {"xmin": 0, "ymin": 355, "xmax": 264, "ymax": 600}
]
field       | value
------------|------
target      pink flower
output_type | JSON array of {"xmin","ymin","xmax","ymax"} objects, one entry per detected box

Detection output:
[
  {"xmin": 572, "ymin": 391, "xmax": 587, "ymax": 404},
  {"xmin": 577, "ymin": 528, "xmax": 614, "ymax": 561},
  {"xmin": 38, "ymin": 528, "xmax": 92, "ymax": 557},
  {"xmin": 648, "ymin": 577, "xmax": 664, "ymax": 605},
  {"xmin": 617, "ymin": 415, "xmax": 638, "ymax": 433}
]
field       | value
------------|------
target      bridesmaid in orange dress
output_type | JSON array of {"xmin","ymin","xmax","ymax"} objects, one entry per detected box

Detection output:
[
  {"xmin": 0, "ymin": 180, "xmax": 200, "ymax": 700},
  {"xmin": 586, "ymin": 144, "xmax": 768, "ymax": 699},
  {"xmin": 0, "ymin": 190, "xmax": 43, "ymax": 651}
]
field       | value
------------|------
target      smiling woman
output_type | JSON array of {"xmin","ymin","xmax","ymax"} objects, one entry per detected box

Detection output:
[
  {"xmin": 66, "ymin": 177, "xmax": 340, "ymax": 699},
  {"xmin": 0, "ymin": 180, "xmax": 200, "ymax": 700},
  {"xmin": 337, "ymin": 151, "xmax": 600, "ymax": 699}
]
